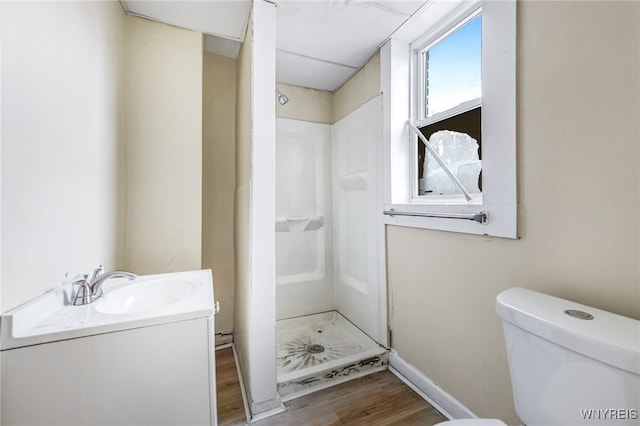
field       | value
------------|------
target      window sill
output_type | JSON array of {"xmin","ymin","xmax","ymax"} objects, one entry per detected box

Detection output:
[
  {"xmin": 411, "ymin": 195, "xmax": 483, "ymax": 205},
  {"xmin": 383, "ymin": 202, "xmax": 516, "ymax": 238}
]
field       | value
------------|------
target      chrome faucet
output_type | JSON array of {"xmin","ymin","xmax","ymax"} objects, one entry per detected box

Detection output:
[{"xmin": 72, "ymin": 265, "xmax": 137, "ymax": 306}]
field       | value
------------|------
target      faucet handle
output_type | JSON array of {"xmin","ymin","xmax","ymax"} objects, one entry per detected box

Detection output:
[
  {"xmin": 90, "ymin": 265, "xmax": 104, "ymax": 283},
  {"xmin": 70, "ymin": 274, "xmax": 89, "ymax": 285},
  {"xmin": 73, "ymin": 281, "xmax": 93, "ymax": 306}
]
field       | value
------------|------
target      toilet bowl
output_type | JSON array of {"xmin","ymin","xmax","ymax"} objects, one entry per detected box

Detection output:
[{"xmin": 434, "ymin": 288, "xmax": 640, "ymax": 426}]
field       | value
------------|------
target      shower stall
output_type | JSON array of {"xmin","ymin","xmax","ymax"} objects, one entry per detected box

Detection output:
[{"xmin": 274, "ymin": 95, "xmax": 387, "ymax": 399}]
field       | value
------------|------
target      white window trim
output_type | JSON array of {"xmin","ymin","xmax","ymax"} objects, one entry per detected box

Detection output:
[
  {"xmin": 414, "ymin": 97, "xmax": 482, "ymax": 129},
  {"xmin": 381, "ymin": 0, "xmax": 517, "ymax": 238}
]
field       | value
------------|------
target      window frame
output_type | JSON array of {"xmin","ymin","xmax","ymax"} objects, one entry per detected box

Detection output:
[
  {"xmin": 381, "ymin": 0, "xmax": 517, "ymax": 238},
  {"xmin": 414, "ymin": 9, "xmax": 482, "ymax": 125}
]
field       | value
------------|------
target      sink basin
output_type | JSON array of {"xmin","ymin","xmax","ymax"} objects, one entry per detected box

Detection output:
[
  {"xmin": 1, "ymin": 270, "xmax": 214, "ymax": 350},
  {"xmin": 96, "ymin": 279, "xmax": 200, "ymax": 315}
]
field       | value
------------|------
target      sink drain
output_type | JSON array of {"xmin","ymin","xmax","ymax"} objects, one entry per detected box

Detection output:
[{"xmin": 306, "ymin": 344, "xmax": 325, "ymax": 354}]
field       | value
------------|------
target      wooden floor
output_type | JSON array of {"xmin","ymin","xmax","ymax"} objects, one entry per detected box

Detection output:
[
  {"xmin": 216, "ymin": 347, "xmax": 247, "ymax": 425},
  {"xmin": 215, "ymin": 347, "xmax": 448, "ymax": 426}
]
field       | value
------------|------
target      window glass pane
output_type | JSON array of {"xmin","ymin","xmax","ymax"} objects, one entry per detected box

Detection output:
[
  {"xmin": 417, "ymin": 107, "xmax": 481, "ymax": 196},
  {"xmin": 424, "ymin": 14, "xmax": 481, "ymax": 117}
]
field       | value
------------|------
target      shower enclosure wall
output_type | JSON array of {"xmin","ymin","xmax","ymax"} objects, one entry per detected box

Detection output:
[
  {"xmin": 275, "ymin": 120, "xmax": 334, "ymax": 320},
  {"xmin": 275, "ymin": 97, "xmax": 387, "ymax": 398}
]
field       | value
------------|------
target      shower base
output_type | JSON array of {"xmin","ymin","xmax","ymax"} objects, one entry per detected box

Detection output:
[{"xmin": 276, "ymin": 311, "xmax": 388, "ymax": 400}]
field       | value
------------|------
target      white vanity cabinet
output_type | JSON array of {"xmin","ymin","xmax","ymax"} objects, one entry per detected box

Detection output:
[{"xmin": 0, "ymin": 270, "xmax": 217, "ymax": 426}]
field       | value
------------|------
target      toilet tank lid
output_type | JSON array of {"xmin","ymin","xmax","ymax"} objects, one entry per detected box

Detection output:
[{"xmin": 496, "ymin": 288, "xmax": 640, "ymax": 375}]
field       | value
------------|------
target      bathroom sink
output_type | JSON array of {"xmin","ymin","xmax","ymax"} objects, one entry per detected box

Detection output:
[
  {"xmin": 0, "ymin": 270, "xmax": 214, "ymax": 350},
  {"xmin": 96, "ymin": 279, "xmax": 199, "ymax": 315}
]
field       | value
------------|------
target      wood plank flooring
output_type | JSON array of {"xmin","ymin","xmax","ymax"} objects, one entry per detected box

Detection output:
[
  {"xmin": 216, "ymin": 346, "xmax": 247, "ymax": 425},
  {"xmin": 215, "ymin": 347, "xmax": 448, "ymax": 426}
]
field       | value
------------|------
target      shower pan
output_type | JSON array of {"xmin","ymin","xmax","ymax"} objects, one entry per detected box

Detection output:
[{"xmin": 275, "ymin": 311, "xmax": 386, "ymax": 400}]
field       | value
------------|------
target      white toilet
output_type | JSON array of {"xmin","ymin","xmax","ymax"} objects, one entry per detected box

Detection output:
[{"xmin": 436, "ymin": 287, "xmax": 640, "ymax": 426}]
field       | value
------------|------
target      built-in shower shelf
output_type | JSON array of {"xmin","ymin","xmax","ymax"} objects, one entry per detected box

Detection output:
[
  {"xmin": 275, "ymin": 216, "xmax": 324, "ymax": 232},
  {"xmin": 338, "ymin": 172, "xmax": 367, "ymax": 191}
]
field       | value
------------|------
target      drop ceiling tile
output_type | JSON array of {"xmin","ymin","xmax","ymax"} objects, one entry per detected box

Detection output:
[
  {"xmin": 276, "ymin": 1, "xmax": 405, "ymax": 68},
  {"xmin": 123, "ymin": 0, "xmax": 251, "ymax": 41},
  {"xmin": 122, "ymin": 0, "xmax": 430, "ymax": 92},
  {"xmin": 276, "ymin": 50, "xmax": 357, "ymax": 92},
  {"xmin": 367, "ymin": 1, "xmax": 426, "ymax": 17},
  {"xmin": 204, "ymin": 34, "xmax": 241, "ymax": 59}
]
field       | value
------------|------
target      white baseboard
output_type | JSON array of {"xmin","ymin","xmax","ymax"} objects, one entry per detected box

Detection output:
[
  {"xmin": 232, "ymin": 344, "xmax": 285, "ymax": 423},
  {"xmin": 215, "ymin": 332, "xmax": 233, "ymax": 347},
  {"xmin": 389, "ymin": 349, "xmax": 476, "ymax": 420},
  {"xmin": 247, "ymin": 404, "xmax": 286, "ymax": 423}
]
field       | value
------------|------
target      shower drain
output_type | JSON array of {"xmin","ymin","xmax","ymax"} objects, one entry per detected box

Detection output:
[{"xmin": 306, "ymin": 344, "xmax": 325, "ymax": 354}]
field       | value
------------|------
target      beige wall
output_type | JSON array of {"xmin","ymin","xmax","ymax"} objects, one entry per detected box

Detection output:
[
  {"xmin": 123, "ymin": 16, "xmax": 203, "ymax": 275},
  {"xmin": 203, "ymin": 52, "xmax": 237, "ymax": 343},
  {"xmin": 333, "ymin": 53, "xmax": 380, "ymax": 123},
  {"xmin": 276, "ymin": 83, "xmax": 333, "ymax": 124},
  {"xmin": 388, "ymin": 2, "xmax": 640, "ymax": 424},
  {"xmin": 1, "ymin": 1, "xmax": 125, "ymax": 311},
  {"xmin": 1, "ymin": 4, "xmax": 205, "ymax": 307}
]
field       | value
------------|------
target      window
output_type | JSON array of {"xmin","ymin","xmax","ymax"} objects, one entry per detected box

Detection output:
[
  {"xmin": 381, "ymin": 0, "xmax": 516, "ymax": 238},
  {"xmin": 417, "ymin": 13, "xmax": 482, "ymax": 121},
  {"xmin": 417, "ymin": 106, "xmax": 482, "ymax": 197},
  {"xmin": 415, "ymin": 12, "xmax": 482, "ymax": 200}
]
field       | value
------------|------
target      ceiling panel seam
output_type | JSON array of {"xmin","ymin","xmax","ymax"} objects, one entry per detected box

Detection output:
[
  {"xmin": 276, "ymin": 49, "xmax": 359, "ymax": 70},
  {"xmin": 366, "ymin": 2, "xmax": 411, "ymax": 18}
]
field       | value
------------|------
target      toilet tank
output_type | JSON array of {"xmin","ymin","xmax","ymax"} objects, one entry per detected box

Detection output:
[{"xmin": 496, "ymin": 288, "xmax": 640, "ymax": 426}]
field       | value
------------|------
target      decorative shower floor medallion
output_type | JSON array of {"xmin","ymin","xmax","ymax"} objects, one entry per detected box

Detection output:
[{"xmin": 276, "ymin": 311, "xmax": 388, "ymax": 399}]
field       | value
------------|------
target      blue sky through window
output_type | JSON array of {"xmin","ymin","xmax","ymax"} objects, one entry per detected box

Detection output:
[{"xmin": 425, "ymin": 14, "xmax": 481, "ymax": 117}]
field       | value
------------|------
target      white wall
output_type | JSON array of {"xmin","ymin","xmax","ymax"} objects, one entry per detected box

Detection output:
[
  {"xmin": 233, "ymin": 0, "xmax": 281, "ymax": 417},
  {"xmin": 1, "ymin": 1, "xmax": 125, "ymax": 312},
  {"xmin": 275, "ymin": 118, "xmax": 334, "ymax": 320},
  {"xmin": 0, "ymin": 2, "xmax": 4, "ymax": 420},
  {"xmin": 333, "ymin": 96, "xmax": 386, "ymax": 345},
  {"xmin": 123, "ymin": 16, "xmax": 202, "ymax": 275},
  {"xmin": 388, "ymin": 2, "xmax": 640, "ymax": 424},
  {"xmin": 274, "ymin": 85, "xmax": 335, "ymax": 320}
]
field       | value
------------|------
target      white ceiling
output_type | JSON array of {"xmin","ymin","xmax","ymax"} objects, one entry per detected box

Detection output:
[
  {"xmin": 121, "ymin": 1, "xmax": 251, "ymax": 40},
  {"xmin": 121, "ymin": 0, "xmax": 427, "ymax": 92}
]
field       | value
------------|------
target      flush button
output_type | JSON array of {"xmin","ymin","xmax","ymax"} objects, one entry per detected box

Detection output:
[{"xmin": 564, "ymin": 309, "xmax": 594, "ymax": 320}]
